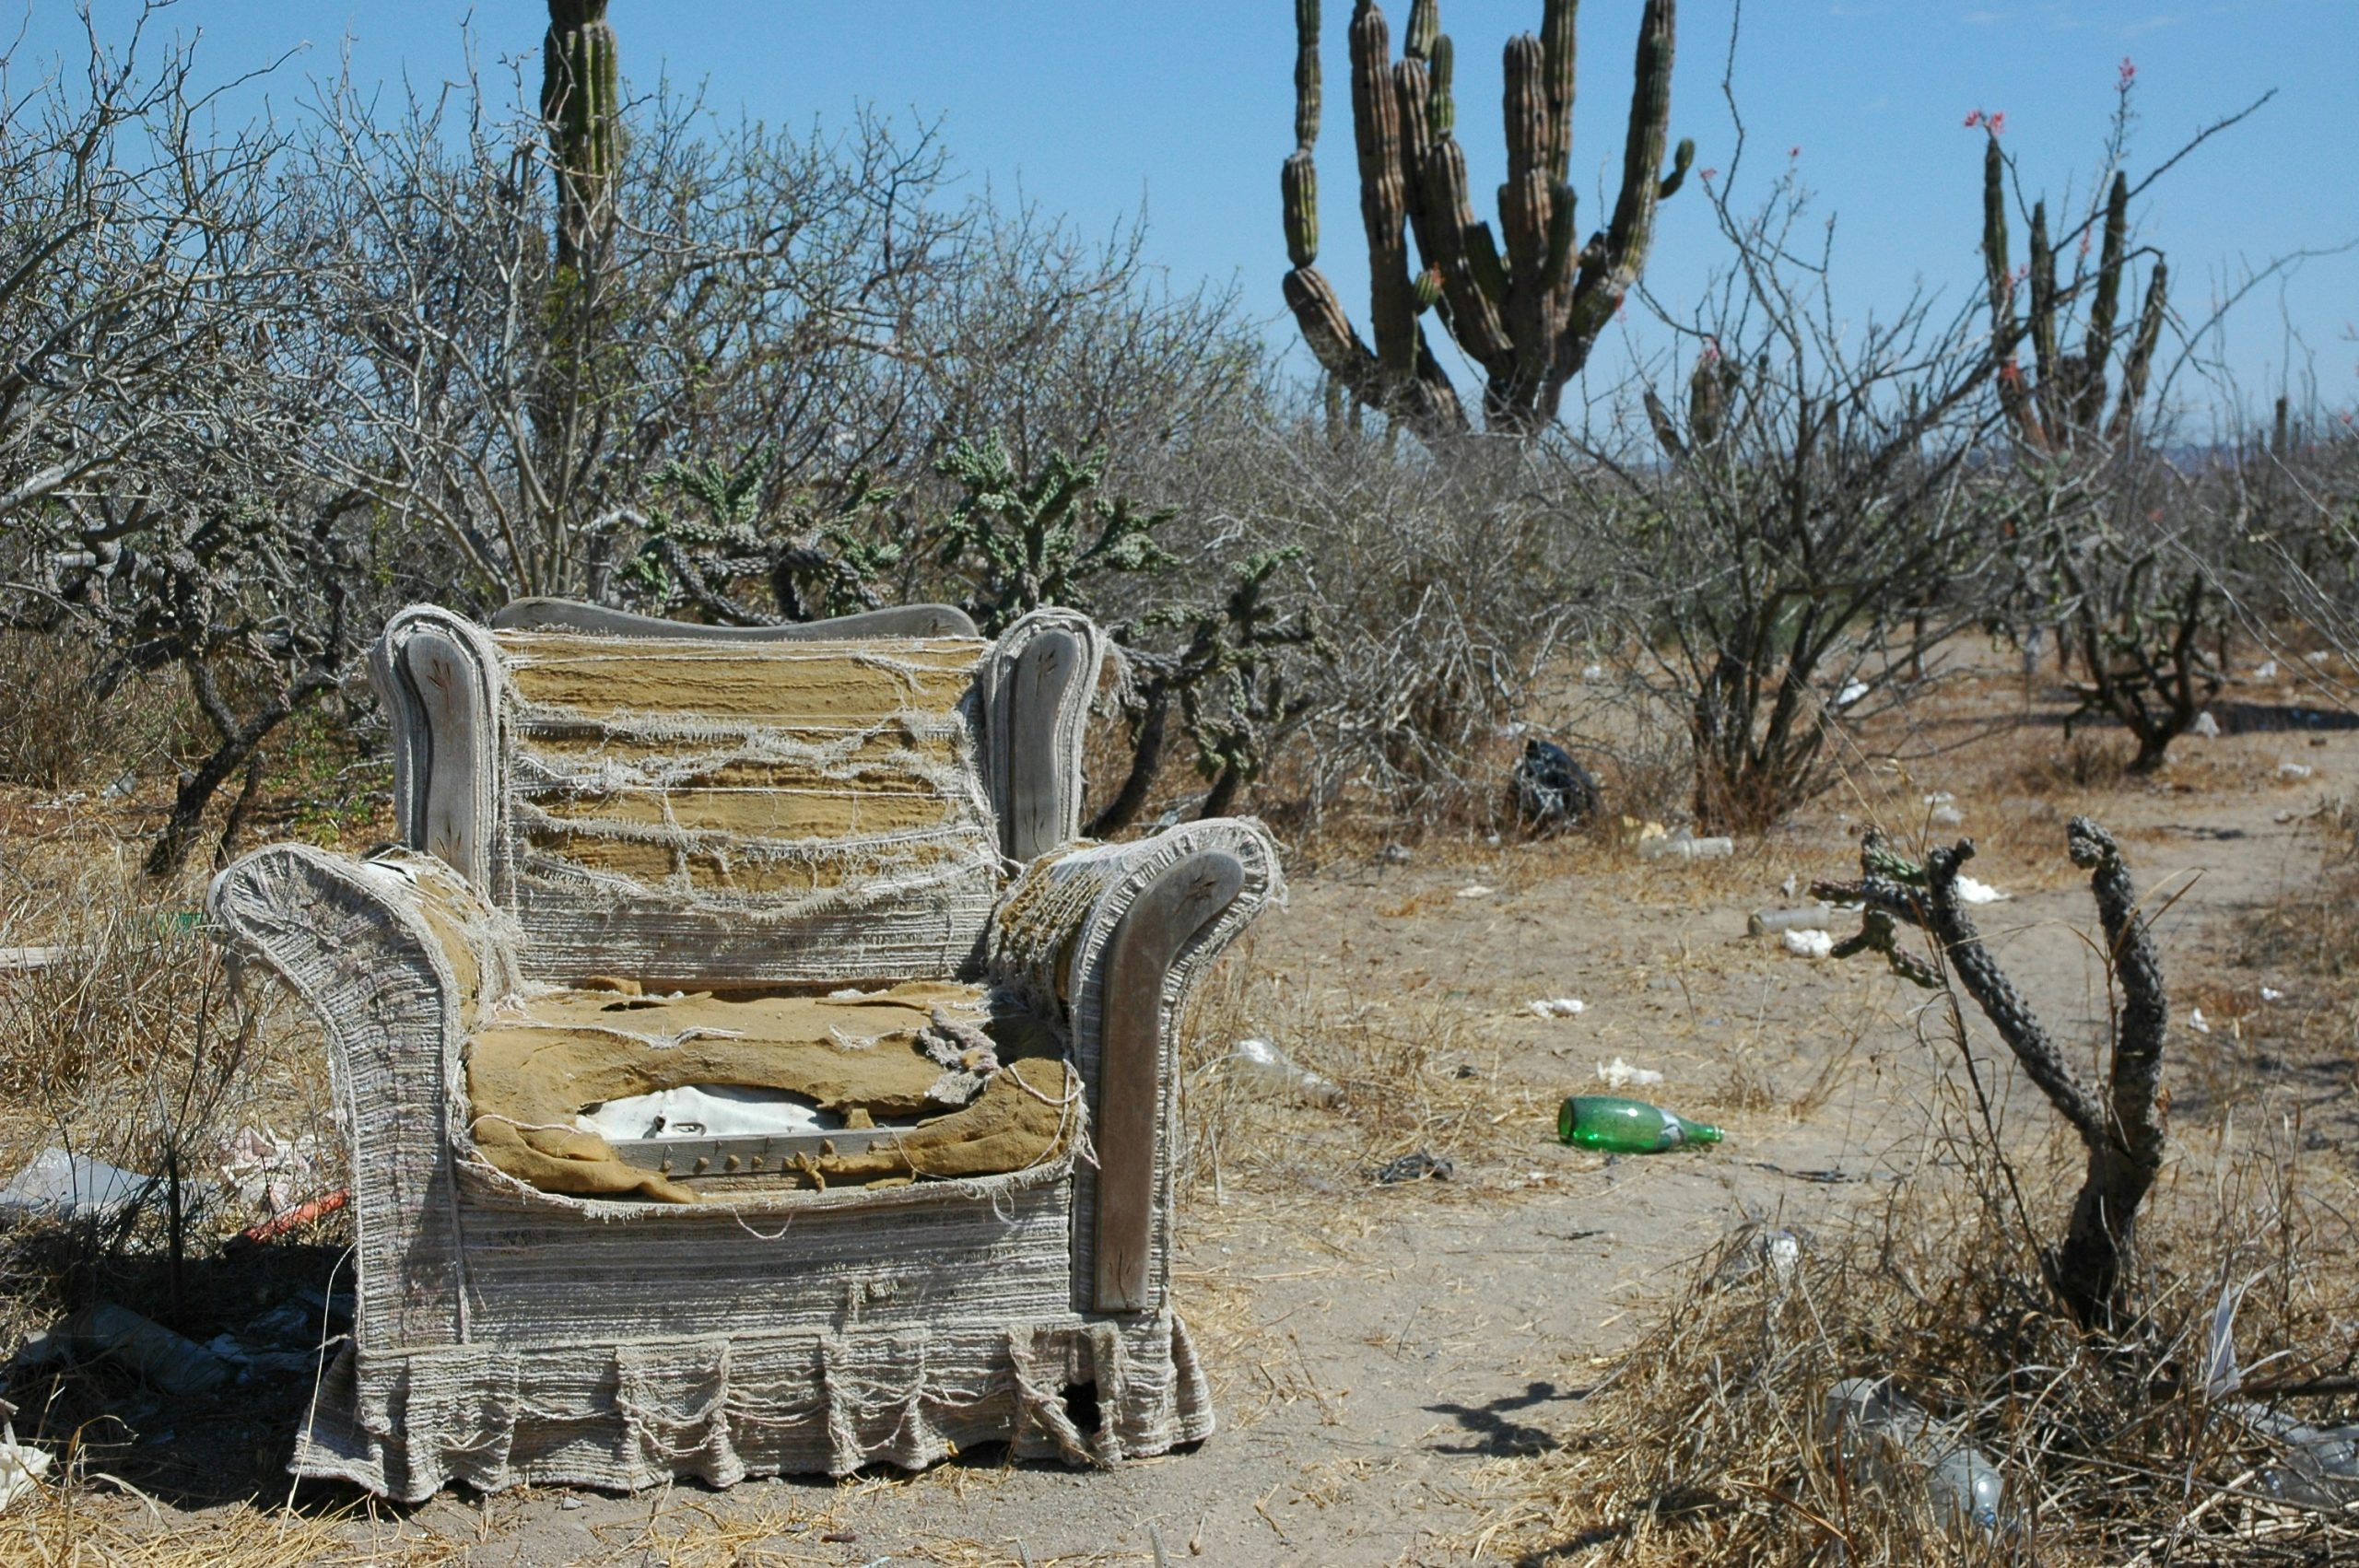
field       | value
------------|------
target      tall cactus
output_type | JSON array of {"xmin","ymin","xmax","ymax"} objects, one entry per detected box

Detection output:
[
  {"xmin": 1283, "ymin": 0, "xmax": 1694, "ymax": 438},
  {"xmin": 1980, "ymin": 136, "xmax": 2168, "ymax": 454},
  {"xmin": 543, "ymin": 0, "xmax": 619, "ymax": 282}
]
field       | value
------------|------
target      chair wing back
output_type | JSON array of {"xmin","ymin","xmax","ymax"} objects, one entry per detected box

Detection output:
[{"xmin": 371, "ymin": 602, "xmax": 1103, "ymax": 987}]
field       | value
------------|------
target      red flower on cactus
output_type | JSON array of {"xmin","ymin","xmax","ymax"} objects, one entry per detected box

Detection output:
[
  {"xmin": 2118, "ymin": 56, "xmax": 2137, "ymax": 88},
  {"xmin": 1987, "ymin": 111, "xmax": 2006, "ymax": 135},
  {"xmin": 1700, "ymin": 166, "xmax": 1719, "ymax": 182},
  {"xmin": 1999, "ymin": 359, "xmax": 2025, "ymax": 388},
  {"xmin": 1702, "ymin": 337, "xmax": 1722, "ymax": 363},
  {"xmin": 1964, "ymin": 108, "xmax": 1984, "ymax": 129}
]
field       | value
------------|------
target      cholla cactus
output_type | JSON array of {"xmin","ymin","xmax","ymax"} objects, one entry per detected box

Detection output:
[
  {"xmin": 1815, "ymin": 819, "xmax": 2168, "ymax": 1328},
  {"xmin": 1283, "ymin": 0, "xmax": 1694, "ymax": 439}
]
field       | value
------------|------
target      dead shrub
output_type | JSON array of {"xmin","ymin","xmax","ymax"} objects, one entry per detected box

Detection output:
[{"xmin": 1477, "ymin": 1105, "xmax": 2359, "ymax": 1565}]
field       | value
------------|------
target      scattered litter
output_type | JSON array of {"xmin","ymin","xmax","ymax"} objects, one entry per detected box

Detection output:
[
  {"xmin": 1378, "ymin": 843, "xmax": 1413, "ymax": 864},
  {"xmin": 0, "ymin": 1148, "xmax": 155, "ymax": 1219},
  {"xmin": 1595, "ymin": 1057, "xmax": 1663, "ymax": 1090},
  {"xmin": 1558, "ymin": 1094, "xmax": 1722, "ymax": 1153},
  {"xmin": 2188, "ymin": 1008, "xmax": 2211, "ymax": 1036},
  {"xmin": 1527, "ymin": 997, "xmax": 1586, "ymax": 1019},
  {"xmin": 1929, "ymin": 804, "xmax": 1965, "ymax": 827},
  {"xmin": 0, "ymin": 1409, "xmax": 48, "ymax": 1513},
  {"xmin": 2261, "ymin": 986, "xmax": 2285, "ymax": 1002},
  {"xmin": 1955, "ymin": 875, "xmax": 2008, "ymax": 904},
  {"xmin": 1782, "ymin": 928, "xmax": 1836, "ymax": 960},
  {"xmin": 2279, "ymin": 762, "xmax": 2314, "ymax": 781},
  {"xmin": 560, "ymin": 1495, "xmax": 584, "ymax": 1512},
  {"xmin": 1825, "ymin": 1376, "xmax": 2004, "ymax": 1534},
  {"xmin": 217, "ymin": 1126, "xmax": 324, "ymax": 1218},
  {"xmin": 1371, "ymin": 1150, "xmax": 1453, "ymax": 1184},
  {"xmin": 235, "ymin": 1189, "xmax": 348, "ymax": 1247},
  {"xmin": 0, "ymin": 946, "xmax": 80, "ymax": 974},
  {"xmin": 100, "ymin": 771, "xmax": 137, "ymax": 802},
  {"xmin": 1637, "ymin": 828, "xmax": 1735, "ymax": 863},
  {"xmin": 1716, "ymin": 1226, "xmax": 1805, "ymax": 1286},
  {"xmin": 2307, "ymin": 649, "xmax": 2332, "ymax": 665},
  {"xmin": 1581, "ymin": 662, "xmax": 1606, "ymax": 683},
  {"xmin": 18, "ymin": 1304, "xmax": 232, "ymax": 1397},
  {"xmin": 199, "ymin": 1331, "xmax": 316, "ymax": 1379},
  {"xmin": 2252, "ymin": 660, "xmax": 2280, "ymax": 681},
  {"xmin": 1834, "ymin": 679, "xmax": 1871, "ymax": 708},
  {"xmin": 1510, "ymin": 738, "xmax": 1602, "ymax": 829},
  {"xmin": 1485, "ymin": 832, "xmax": 1501, "ymax": 847},
  {"xmin": 1749, "ymin": 904, "xmax": 1832, "ymax": 936},
  {"xmin": 1216, "ymin": 1037, "xmax": 1342, "ymax": 1106},
  {"xmin": 1779, "ymin": 873, "xmax": 1798, "ymax": 898},
  {"xmin": 2208, "ymin": 1275, "xmax": 2359, "ymax": 1505},
  {"xmin": 2191, "ymin": 710, "xmax": 2222, "ymax": 738},
  {"xmin": 1921, "ymin": 791, "xmax": 1954, "ymax": 805},
  {"xmin": 1455, "ymin": 884, "xmax": 1495, "ymax": 898}
]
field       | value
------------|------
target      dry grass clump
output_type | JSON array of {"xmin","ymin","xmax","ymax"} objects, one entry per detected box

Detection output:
[
  {"xmin": 0, "ymin": 627, "xmax": 185, "ymax": 792},
  {"xmin": 1464, "ymin": 1106, "xmax": 2359, "ymax": 1565},
  {"xmin": 0, "ymin": 868, "xmax": 336, "ymax": 1359}
]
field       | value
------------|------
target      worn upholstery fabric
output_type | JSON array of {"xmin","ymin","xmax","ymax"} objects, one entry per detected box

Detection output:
[{"xmin": 491, "ymin": 630, "xmax": 1003, "ymax": 986}]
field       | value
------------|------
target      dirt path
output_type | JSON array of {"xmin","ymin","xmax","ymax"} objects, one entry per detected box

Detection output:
[{"xmin": 15, "ymin": 699, "xmax": 2351, "ymax": 1565}]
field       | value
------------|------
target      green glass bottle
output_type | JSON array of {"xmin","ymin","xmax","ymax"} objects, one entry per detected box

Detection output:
[{"xmin": 1557, "ymin": 1094, "xmax": 1724, "ymax": 1153}]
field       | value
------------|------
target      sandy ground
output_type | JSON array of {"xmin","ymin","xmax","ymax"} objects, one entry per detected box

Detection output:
[{"xmin": 5, "ymin": 668, "xmax": 2353, "ymax": 1564}]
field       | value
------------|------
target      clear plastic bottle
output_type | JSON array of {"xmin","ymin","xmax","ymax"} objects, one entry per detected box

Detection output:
[{"xmin": 1557, "ymin": 1094, "xmax": 1723, "ymax": 1153}]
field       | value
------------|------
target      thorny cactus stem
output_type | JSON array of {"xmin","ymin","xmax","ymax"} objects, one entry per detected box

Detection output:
[
  {"xmin": 1979, "ymin": 134, "xmax": 2170, "ymax": 455},
  {"xmin": 1816, "ymin": 818, "xmax": 2168, "ymax": 1329},
  {"xmin": 542, "ymin": 0, "xmax": 619, "ymax": 281},
  {"xmin": 1281, "ymin": 0, "xmax": 1690, "ymax": 439}
]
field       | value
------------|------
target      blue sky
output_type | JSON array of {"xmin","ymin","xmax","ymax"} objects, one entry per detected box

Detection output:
[{"xmin": 16, "ymin": 1, "xmax": 2357, "ymax": 424}]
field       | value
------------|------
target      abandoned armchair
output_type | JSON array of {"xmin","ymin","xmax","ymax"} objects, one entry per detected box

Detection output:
[{"xmin": 206, "ymin": 598, "xmax": 1283, "ymax": 1500}]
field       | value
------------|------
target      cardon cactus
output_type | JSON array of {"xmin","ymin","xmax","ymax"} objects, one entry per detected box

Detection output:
[
  {"xmin": 1980, "ymin": 136, "xmax": 2168, "ymax": 453},
  {"xmin": 543, "ymin": 0, "xmax": 619, "ymax": 280},
  {"xmin": 1282, "ymin": 0, "xmax": 1694, "ymax": 439}
]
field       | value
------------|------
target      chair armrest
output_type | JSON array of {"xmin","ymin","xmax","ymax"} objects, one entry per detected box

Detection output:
[
  {"xmin": 988, "ymin": 819, "xmax": 1284, "ymax": 1313},
  {"xmin": 207, "ymin": 845, "xmax": 518, "ymax": 1349}
]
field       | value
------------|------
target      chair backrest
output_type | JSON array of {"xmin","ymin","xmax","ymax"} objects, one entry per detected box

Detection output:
[{"xmin": 370, "ymin": 600, "xmax": 1103, "ymax": 988}]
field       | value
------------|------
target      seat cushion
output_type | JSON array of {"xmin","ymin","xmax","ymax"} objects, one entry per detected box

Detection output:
[{"xmin": 464, "ymin": 979, "xmax": 1073, "ymax": 1204}]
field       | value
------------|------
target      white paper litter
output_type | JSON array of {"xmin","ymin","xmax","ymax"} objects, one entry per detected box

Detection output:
[
  {"xmin": 2188, "ymin": 1008, "xmax": 2212, "ymax": 1036},
  {"xmin": 1455, "ymin": 884, "xmax": 1496, "ymax": 898},
  {"xmin": 1527, "ymin": 997, "xmax": 1586, "ymax": 1019},
  {"xmin": 1581, "ymin": 662, "xmax": 1606, "ymax": 683},
  {"xmin": 0, "ymin": 1422, "xmax": 49, "ymax": 1514},
  {"xmin": 1955, "ymin": 876, "xmax": 2008, "ymax": 904},
  {"xmin": 2279, "ymin": 762, "xmax": 2314, "ymax": 780},
  {"xmin": 1596, "ymin": 1057, "xmax": 1663, "ymax": 1090},
  {"xmin": 2252, "ymin": 660, "xmax": 2280, "ymax": 681},
  {"xmin": 2261, "ymin": 987, "xmax": 2284, "ymax": 1002},
  {"xmin": 1930, "ymin": 805, "xmax": 1965, "ymax": 827},
  {"xmin": 1834, "ymin": 679, "xmax": 1870, "ymax": 708},
  {"xmin": 2191, "ymin": 710, "xmax": 2222, "ymax": 738},
  {"xmin": 1782, "ymin": 928, "xmax": 1836, "ymax": 959},
  {"xmin": 217, "ymin": 1126, "xmax": 324, "ymax": 1218},
  {"xmin": 2307, "ymin": 650, "xmax": 2332, "ymax": 665},
  {"xmin": 579, "ymin": 1084, "xmax": 838, "ymax": 1141}
]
